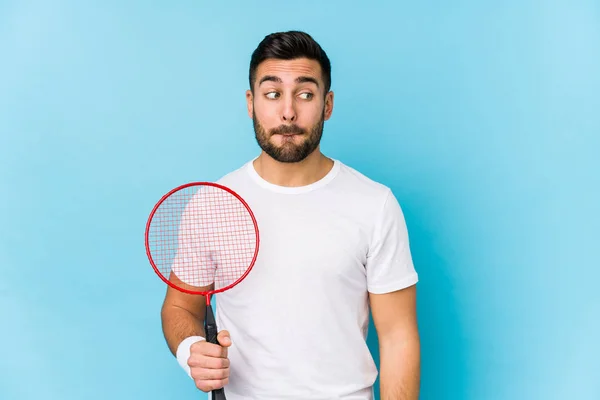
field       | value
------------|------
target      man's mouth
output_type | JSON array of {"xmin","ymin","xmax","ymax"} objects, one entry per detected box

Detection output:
[{"xmin": 271, "ymin": 125, "xmax": 304, "ymax": 136}]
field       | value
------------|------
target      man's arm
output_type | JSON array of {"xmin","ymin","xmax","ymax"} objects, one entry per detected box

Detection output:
[
  {"xmin": 161, "ymin": 272, "xmax": 207, "ymax": 356},
  {"xmin": 369, "ymin": 284, "xmax": 420, "ymax": 400}
]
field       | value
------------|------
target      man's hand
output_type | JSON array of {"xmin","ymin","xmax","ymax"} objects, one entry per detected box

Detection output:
[{"xmin": 188, "ymin": 330, "xmax": 232, "ymax": 392}]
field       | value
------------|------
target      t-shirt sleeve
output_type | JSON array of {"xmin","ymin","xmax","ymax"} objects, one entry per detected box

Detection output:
[{"xmin": 366, "ymin": 189, "xmax": 418, "ymax": 294}]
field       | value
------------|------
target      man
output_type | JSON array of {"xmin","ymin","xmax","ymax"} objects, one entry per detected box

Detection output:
[{"xmin": 160, "ymin": 31, "xmax": 420, "ymax": 399}]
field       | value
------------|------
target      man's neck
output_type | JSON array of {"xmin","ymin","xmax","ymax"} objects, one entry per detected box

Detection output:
[{"xmin": 253, "ymin": 150, "xmax": 334, "ymax": 187}]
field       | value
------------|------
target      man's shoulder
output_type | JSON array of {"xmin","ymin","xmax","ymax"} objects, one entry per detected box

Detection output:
[
  {"xmin": 215, "ymin": 160, "xmax": 252, "ymax": 186},
  {"xmin": 335, "ymin": 160, "xmax": 392, "ymax": 199}
]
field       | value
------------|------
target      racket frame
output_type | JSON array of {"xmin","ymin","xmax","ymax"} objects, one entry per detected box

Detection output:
[{"xmin": 144, "ymin": 181, "xmax": 260, "ymax": 304}]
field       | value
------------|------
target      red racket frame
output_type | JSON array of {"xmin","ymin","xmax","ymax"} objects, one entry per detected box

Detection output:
[{"xmin": 144, "ymin": 182, "xmax": 260, "ymax": 304}]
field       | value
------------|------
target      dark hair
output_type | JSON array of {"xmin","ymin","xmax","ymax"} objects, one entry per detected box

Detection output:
[{"xmin": 249, "ymin": 31, "xmax": 331, "ymax": 94}]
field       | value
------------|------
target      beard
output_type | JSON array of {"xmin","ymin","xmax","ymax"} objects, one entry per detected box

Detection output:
[{"xmin": 253, "ymin": 109, "xmax": 324, "ymax": 163}]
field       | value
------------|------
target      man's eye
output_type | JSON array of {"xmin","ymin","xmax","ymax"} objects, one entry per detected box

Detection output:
[
  {"xmin": 265, "ymin": 92, "xmax": 279, "ymax": 99},
  {"xmin": 299, "ymin": 92, "xmax": 313, "ymax": 100}
]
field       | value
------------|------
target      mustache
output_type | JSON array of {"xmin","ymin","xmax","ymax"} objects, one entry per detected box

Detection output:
[{"xmin": 270, "ymin": 124, "xmax": 305, "ymax": 135}]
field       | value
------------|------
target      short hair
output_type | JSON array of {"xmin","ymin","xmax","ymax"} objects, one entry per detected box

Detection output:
[{"xmin": 249, "ymin": 31, "xmax": 332, "ymax": 94}]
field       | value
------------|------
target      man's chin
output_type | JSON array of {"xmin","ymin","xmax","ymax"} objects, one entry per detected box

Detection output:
[{"xmin": 264, "ymin": 146, "xmax": 308, "ymax": 163}]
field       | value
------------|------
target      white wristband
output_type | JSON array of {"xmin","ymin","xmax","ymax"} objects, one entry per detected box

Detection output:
[{"xmin": 176, "ymin": 336, "xmax": 206, "ymax": 378}]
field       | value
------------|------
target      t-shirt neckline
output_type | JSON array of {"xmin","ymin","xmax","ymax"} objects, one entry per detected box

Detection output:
[{"xmin": 246, "ymin": 157, "xmax": 340, "ymax": 194}]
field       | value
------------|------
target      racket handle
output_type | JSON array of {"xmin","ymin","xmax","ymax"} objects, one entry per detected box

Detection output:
[
  {"xmin": 205, "ymin": 304, "xmax": 227, "ymax": 400},
  {"xmin": 211, "ymin": 388, "xmax": 227, "ymax": 400}
]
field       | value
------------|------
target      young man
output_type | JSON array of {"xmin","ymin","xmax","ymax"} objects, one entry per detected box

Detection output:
[{"xmin": 160, "ymin": 31, "xmax": 420, "ymax": 399}]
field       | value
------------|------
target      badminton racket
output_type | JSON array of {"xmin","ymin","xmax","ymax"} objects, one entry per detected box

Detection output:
[{"xmin": 145, "ymin": 182, "xmax": 260, "ymax": 400}]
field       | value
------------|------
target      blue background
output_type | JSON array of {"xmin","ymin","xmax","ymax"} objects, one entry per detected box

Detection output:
[{"xmin": 1, "ymin": 1, "xmax": 599, "ymax": 399}]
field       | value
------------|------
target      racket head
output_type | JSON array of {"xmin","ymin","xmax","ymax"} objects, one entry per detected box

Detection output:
[{"xmin": 145, "ymin": 182, "xmax": 259, "ymax": 296}]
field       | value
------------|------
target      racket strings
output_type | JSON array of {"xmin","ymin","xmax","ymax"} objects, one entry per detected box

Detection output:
[{"xmin": 147, "ymin": 185, "xmax": 257, "ymax": 292}]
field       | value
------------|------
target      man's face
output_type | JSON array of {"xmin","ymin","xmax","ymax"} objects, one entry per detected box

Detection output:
[{"xmin": 246, "ymin": 57, "xmax": 334, "ymax": 163}]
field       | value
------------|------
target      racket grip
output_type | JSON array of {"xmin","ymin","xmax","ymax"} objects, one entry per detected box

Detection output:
[
  {"xmin": 211, "ymin": 388, "xmax": 227, "ymax": 400},
  {"xmin": 204, "ymin": 304, "xmax": 227, "ymax": 400}
]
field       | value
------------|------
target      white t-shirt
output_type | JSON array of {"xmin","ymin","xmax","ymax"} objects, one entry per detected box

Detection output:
[{"xmin": 180, "ymin": 158, "xmax": 418, "ymax": 400}]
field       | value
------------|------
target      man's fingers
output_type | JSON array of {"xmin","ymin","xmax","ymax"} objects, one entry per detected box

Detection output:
[
  {"xmin": 191, "ymin": 365, "xmax": 229, "ymax": 380},
  {"xmin": 186, "ymin": 336, "xmax": 231, "ymax": 393},
  {"xmin": 191, "ymin": 341, "xmax": 228, "ymax": 358},
  {"xmin": 217, "ymin": 330, "xmax": 232, "ymax": 347},
  {"xmin": 195, "ymin": 378, "xmax": 229, "ymax": 393},
  {"xmin": 188, "ymin": 354, "xmax": 230, "ymax": 369}
]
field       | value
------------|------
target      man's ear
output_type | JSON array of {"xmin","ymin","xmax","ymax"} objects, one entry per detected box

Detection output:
[
  {"xmin": 246, "ymin": 90, "xmax": 253, "ymax": 119},
  {"xmin": 324, "ymin": 91, "xmax": 334, "ymax": 121}
]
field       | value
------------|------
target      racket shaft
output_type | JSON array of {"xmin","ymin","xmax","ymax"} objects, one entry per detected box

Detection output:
[{"xmin": 205, "ymin": 303, "xmax": 218, "ymax": 343}]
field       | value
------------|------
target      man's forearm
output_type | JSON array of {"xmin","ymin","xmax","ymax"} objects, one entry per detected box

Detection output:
[
  {"xmin": 379, "ymin": 337, "xmax": 420, "ymax": 400},
  {"xmin": 161, "ymin": 304, "xmax": 205, "ymax": 356}
]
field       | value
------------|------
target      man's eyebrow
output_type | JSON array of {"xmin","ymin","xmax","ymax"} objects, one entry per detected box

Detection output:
[
  {"xmin": 258, "ymin": 75, "xmax": 320, "ymax": 87},
  {"xmin": 295, "ymin": 76, "xmax": 319, "ymax": 87},
  {"xmin": 258, "ymin": 75, "xmax": 282, "ymax": 85}
]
